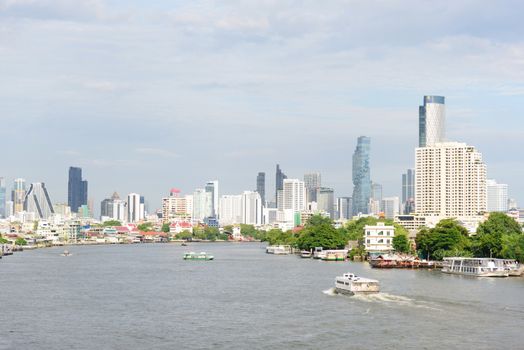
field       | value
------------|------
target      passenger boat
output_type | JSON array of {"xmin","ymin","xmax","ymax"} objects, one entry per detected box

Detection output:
[
  {"xmin": 322, "ymin": 252, "xmax": 346, "ymax": 261},
  {"xmin": 183, "ymin": 252, "xmax": 214, "ymax": 260},
  {"xmin": 500, "ymin": 259, "xmax": 523, "ymax": 277},
  {"xmin": 441, "ymin": 257, "xmax": 509, "ymax": 277},
  {"xmin": 334, "ymin": 272, "xmax": 380, "ymax": 295},
  {"xmin": 300, "ymin": 250, "xmax": 312, "ymax": 258},
  {"xmin": 266, "ymin": 245, "xmax": 292, "ymax": 255}
]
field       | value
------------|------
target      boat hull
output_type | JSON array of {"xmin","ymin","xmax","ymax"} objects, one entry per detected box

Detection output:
[{"xmin": 441, "ymin": 269, "xmax": 508, "ymax": 277}]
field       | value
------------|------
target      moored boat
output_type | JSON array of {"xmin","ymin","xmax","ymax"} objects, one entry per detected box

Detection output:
[
  {"xmin": 334, "ymin": 272, "xmax": 380, "ymax": 295},
  {"xmin": 61, "ymin": 250, "xmax": 72, "ymax": 257},
  {"xmin": 322, "ymin": 252, "xmax": 346, "ymax": 261},
  {"xmin": 183, "ymin": 252, "xmax": 214, "ymax": 260},
  {"xmin": 300, "ymin": 250, "xmax": 312, "ymax": 258},
  {"xmin": 266, "ymin": 245, "xmax": 292, "ymax": 255},
  {"xmin": 441, "ymin": 257, "xmax": 509, "ymax": 277}
]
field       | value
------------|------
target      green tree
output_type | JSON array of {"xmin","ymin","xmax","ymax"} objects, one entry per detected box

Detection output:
[
  {"xmin": 392, "ymin": 233, "xmax": 411, "ymax": 253},
  {"xmin": 137, "ymin": 222, "xmax": 153, "ymax": 232},
  {"xmin": 500, "ymin": 234, "xmax": 524, "ymax": 262},
  {"xmin": 161, "ymin": 223, "xmax": 170, "ymax": 233},
  {"xmin": 15, "ymin": 238, "xmax": 27, "ymax": 246},
  {"xmin": 264, "ymin": 229, "xmax": 297, "ymax": 246},
  {"xmin": 103, "ymin": 220, "xmax": 122, "ymax": 227},
  {"xmin": 0, "ymin": 236, "xmax": 8, "ymax": 244},
  {"xmin": 415, "ymin": 219, "xmax": 471, "ymax": 260},
  {"xmin": 296, "ymin": 215, "xmax": 347, "ymax": 250},
  {"xmin": 176, "ymin": 230, "xmax": 193, "ymax": 240},
  {"xmin": 473, "ymin": 212, "xmax": 522, "ymax": 258}
]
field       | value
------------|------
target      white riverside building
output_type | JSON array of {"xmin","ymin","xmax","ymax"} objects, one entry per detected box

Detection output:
[
  {"xmin": 364, "ymin": 222, "xmax": 395, "ymax": 252},
  {"xmin": 162, "ymin": 190, "xmax": 193, "ymax": 223},
  {"xmin": 282, "ymin": 179, "xmax": 306, "ymax": 213},
  {"xmin": 241, "ymin": 191, "xmax": 263, "ymax": 226},
  {"xmin": 218, "ymin": 195, "xmax": 242, "ymax": 225},
  {"xmin": 127, "ymin": 193, "xmax": 144, "ymax": 223},
  {"xmin": 486, "ymin": 179, "xmax": 508, "ymax": 213},
  {"xmin": 415, "ymin": 142, "xmax": 487, "ymax": 228}
]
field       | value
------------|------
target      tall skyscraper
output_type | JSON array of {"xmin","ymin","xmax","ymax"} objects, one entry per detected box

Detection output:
[
  {"xmin": 192, "ymin": 188, "xmax": 213, "ymax": 223},
  {"xmin": 415, "ymin": 142, "xmax": 487, "ymax": 218},
  {"xmin": 12, "ymin": 178, "xmax": 26, "ymax": 215},
  {"xmin": 241, "ymin": 191, "xmax": 263, "ymax": 226},
  {"xmin": 275, "ymin": 164, "xmax": 287, "ymax": 204},
  {"xmin": 382, "ymin": 197, "xmax": 400, "ymax": 219},
  {"xmin": 218, "ymin": 195, "xmax": 243, "ymax": 225},
  {"xmin": 419, "ymin": 95, "xmax": 445, "ymax": 147},
  {"xmin": 24, "ymin": 182, "xmax": 55, "ymax": 219},
  {"xmin": 68, "ymin": 167, "xmax": 88, "ymax": 213},
  {"xmin": 316, "ymin": 187, "xmax": 334, "ymax": 218},
  {"xmin": 337, "ymin": 197, "xmax": 352, "ymax": 220},
  {"xmin": 256, "ymin": 172, "xmax": 266, "ymax": 205},
  {"xmin": 205, "ymin": 180, "xmax": 219, "ymax": 218},
  {"xmin": 127, "ymin": 193, "xmax": 144, "ymax": 223},
  {"xmin": 0, "ymin": 177, "xmax": 5, "ymax": 218},
  {"xmin": 352, "ymin": 136, "xmax": 371, "ymax": 215},
  {"xmin": 402, "ymin": 169, "xmax": 416, "ymax": 214},
  {"xmin": 487, "ymin": 180, "xmax": 509, "ymax": 213},
  {"xmin": 282, "ymin": 179, "xmax": 306, "ymax": 213},
  {"xmin": 304, "ymin": 172, "xmax": 321, "ymax": 203}
]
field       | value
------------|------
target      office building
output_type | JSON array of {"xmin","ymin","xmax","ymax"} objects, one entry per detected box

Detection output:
[
  {"xmin": 402, "ymin": 169, "xmax": 416, "ymax": 214},
  {"xmin": 352, "ymin": 136, "xmax": 372, "ymax": 215},
  {"xmin": 241, "ymin": 191, "xmax": 263, "ymax": 226},
  {"xmin": 256, "ymin": 172, "xmax": 266, "ymax": 205},
  {"xmin": 218, "ymin": 195, "xmax": 243, "ymax": 225},
  {"xmin": 12, "ymin": 178, "xmax": 26, "ymax": 215},
  {"xmin": 68, "ymin": 167, "xmax": 88, "ymax": 213},
  {"xmin": 316, "ymin": 187, "xmax": 335, "ymax": 219},
  {"xmin": 337, "ymin": 197, "xmax": 352, "ymax": 220},
  {"xmin": 205, "ymin": 180, "xmax": 219, "ymax": 218},
  {"xmin": 415, "ymin": 142, "xmax": 487, "ymax": 218},
  {"xmin": 275, "ymin": 164, "xmax": 287, "ymax": 204},
  {"xmin": 0, "ymin": 177, "xmax": 5, "ymax": 218},
  {"xmin": 192, "ymin": 188, "xmax": 213, "ymax": 223},
  {"xmin": 282, "ymin": 179, "xmax": 306, "ymax": 213},
  {"xmin": 382, "ymin": 197, "xmax": 400, "ymax": 219},
  {"xmin": 5, "ymin": 200, "xmax": 14, "ymax": 217},
  {"xmin": 304, "ymin": 173, "xmax": 321, "ymax": 203},
  {"xmin": 487, "ymin": 180, "xmax": 509, "ymax": 213},
  {"xmin": 419, "ymin": 95, "xmax": 445, "ymax": 147},
  {"xmin": 24, "ymin": 182, "xmax": 55, "ymax": 219},
  {"xmin": 127, "ymin": 193, "xmax": 144, "ymax": 223}
]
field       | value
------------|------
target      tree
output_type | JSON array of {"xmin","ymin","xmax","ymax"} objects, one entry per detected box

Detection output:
[
  {"xmin": 415, "ymin": 219, "xmax": 471, "ymax": 260},
  {"xmin": 0, "ymin": 236, "xmax": 8, "ymax": 244},
  {"xmin": 296, "ymin": 215, "xmax": 347, "ymax": 250},
  {"xmin": 15, "ymin": 238, "xmax": 27, "ymax": 246},
  {"xmin": 264, "ymin": 229, "xmax": 297, "ymax": 246},
  {"xmin": 473, "ymin": 212, "xmax": 522, "ymax": 258},
  {"xmin": 392, "ymin": 234, "xmax": 411, "ymax": 253},
  {"xmin": 137, "ymin": 222, "xmax": 153, "ymax": 232},
  {"xmin": 103, "ymin": 220, "xmax": 122, "ymax": 227},
  {"xmin": 161, "ymin": 223, "xmax": 170, "ymax": 233},
  {"xmin": 176, "ymin": 230, "xmax": 193, "ymax": 240},
  {"xmin": 500, "ymin": 234, "xmax": 524, "ymax": 262}
]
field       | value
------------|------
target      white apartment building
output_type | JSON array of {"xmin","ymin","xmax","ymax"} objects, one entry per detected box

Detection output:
[
  {"xmin": 241, "ymin": 191, "xmax": 263, "ymax": 226},
  {"xmin": 162, "ymin": 192, "xmax": 193, "ymax": 223},
  {"xmin": 486, "ymin": 179, "xmax": 508, "ymax": 212},
  {"xmin": 415, "ymin": 142, "xmax": 487, "ymax": 218},
  {"xmin": 382, "ymin": 197, "xmax": 400, "ymax": 219},
  {"xmin": 218, "ymin": 195, "xmax": 242, "ymax": 225},
  {"xmin": 282, "ymin": 179, "xmax": 306, "ymax": 213},
  {"xmin": 192, "ymin": 189, "xmax": 212, "ymax": 223},
  {"xmin": 127, "ymin": 193, "xmax": 144, "ymax": 223},
  {"xmin": 364, "ymin": 222, "xmax": 395, "ymax": 252}
]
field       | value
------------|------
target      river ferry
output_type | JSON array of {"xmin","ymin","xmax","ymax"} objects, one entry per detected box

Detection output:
[
  {"xmin": 300, "ymin": 250, "xmax": 312, "ymax": 258},
  {"xmin": 334, "ymin": 273, "xmax": 380, "ymax": 295},
  {"xmin": 441, "ymin": 257, "xmax": 509, "ymax": 277},
  {"xmin": 322, "ymin": 252, "xmax": 346, "ymax": 261},
  {"xmin": 266, "ymin": 245, "xmax": 292, "ymax": 255},
  {"xmin": 183, "ymin": 252, "xmax": 214, "ymax": 261}
]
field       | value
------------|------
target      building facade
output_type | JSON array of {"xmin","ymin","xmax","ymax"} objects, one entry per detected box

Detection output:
[
  {"xmin": 127, "ymin": 193, "xmax": 144, "ymax": 223},
  {"xmin": 275, "ymin": 164, "xmax": 287, "ymax": 204},
  {"xmin": 0, "ymin": 177, "xmax": 5, "ymax": 218},
  {"xmin": 12, "ymin": 178, "xmax": 26, "ymax": 215},
  {"xmin": 487, "ymin": 179, "xmax": 509, "ymax": 213},
  {"xmin": 241, "ymin": 191, "xmax": 263, "ymax": 226},
  {"xmin": 419, "ymin": 95, "xmax": 445, "ymax": 147},
  {"xmin": 304, "ymin": 172, "xmax": 321, "ymax": 203},
  {"xmin": 282, "ymin": 179, "xmax": 306, "ymax": 213},
  {"xmin": 218, "ymin": 195, "xmax": 243, "ymax": 225},
  {"xmin": 352, "ymin": 136, "xmax": 372, "ymax": 215},
  {"xmin": 68, "ymin": 167, "xmax": 88, "ymax": 214},
  {"xmin": 316, "ymin": 187, "xmax": 335, "ymax": 219},
  {"xmin": 382, "ymin": 196, "xmax": 400, "ymax": 219},
  {"xmin": 364, "ymin": 222, "xmax": 395, "ymax": 252},
  {"xmin": 402, "ymin": 169, "xmax": 415, "ymax": 214},
  {"xmin": 256, "ymin": 172, "xmax": 265, "ymax": 205},
  {"xmin": 336, "ymin": 197, "xmax": 352, "ymax": 220},
  {"xmin": 24, "ymin": 182, "xmax": 55, "ymax": 219}
]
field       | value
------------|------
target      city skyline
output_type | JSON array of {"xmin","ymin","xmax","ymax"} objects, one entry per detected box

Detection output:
[{"xmin": 0, "ymin": 1, "xmax": 523, "ymax": 210}]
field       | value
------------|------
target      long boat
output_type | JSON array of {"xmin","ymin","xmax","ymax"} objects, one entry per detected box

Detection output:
[
  {"xmin": 441, "ymin": 257, "xmax": 509, "ymax": 277},
  {"xmin": 334, "ymin": 272, "xmax": 380, "ymax": 296},
  {"xmin": 183, "ymin": 252, "xmax": 214, "ymax": 261}
]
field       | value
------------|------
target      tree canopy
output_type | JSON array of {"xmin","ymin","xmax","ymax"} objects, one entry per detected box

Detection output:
[
  {"xmin": 103, "ymin": 220, "xmax": 122, "ymax": 227},
  {"xmin": 415, "ymin": 219, "xmax": 471, "ymax": 260},
  {"xmin": 392, "ymin": 233, "xmax": 411, "ymax": 253},
  {"xmin": 473, "ymin": 212, "xmax": 523, "ymax": 258},
  {"xmin": 296, "ymin": 215, "xmax": 347, "ymax": 250}
]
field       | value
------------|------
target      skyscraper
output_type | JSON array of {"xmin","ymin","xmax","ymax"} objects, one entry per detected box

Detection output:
[
  {"xmin": 12, "ymin": 178, "xmax": 26, "ymax": 215},
  {"xmin": 205, "ymin": 180, "xmax": 219, "ymax": 218},
  {"xmin": 256, "ymin": 172, "xmax": 266, "ymax": 205},
  {"xmin": 241, "ymin": 191, "xmax": 263, "ymax": 226},
  {"xmin": 316, "ymin": 187, "xmax": 335, "ymax": 218},
  {"xmin": 402, "ymin": 169, "xmax": 416, "ymax": 214},
  {"xmin": 127, "ymin": 193, "xmax": 144, "ymax": 223},
  {"xmin": 0, "ymin": 177, "xmax": 5, "ymax": 218},
  {"xmin": 282, "ymin": 179, "xmax": 306, "ymax": 213},
  {"xmin": 218, "ymin": 195, "xmax": 243, "ymax": 225},
  {"xmin": 23, "ymin": 182, "xmax": 55, "ymax": 219},
  {"xmin": 304, "ymin": 172, "xmax": 321, "ymax": 202},
  {"xmin": 382, "ymin": 197, "xmax": 400, "ymax": 219},
  {"xmin": 419, "ymin": 96, "xmax": 445, "ymax": 147},
  {"xmin": 192, "ymin": 188, "xmax": 213, "ymax": 223},
  {"xmin": 337, "ymin": 197, "xmax": 352, "ymax": 220},
  {"xmin": 487, "ymin": 180, "xmax": 509, "ymax": 212},
  {"xmin": 352, "ymin": 136, "xmax": 371, "ymax": 215},
  {"xmin": 68, "ymin": 167, "xmax": 88, "ymax": 214},
  {"xmin": 275, "ymin": 164, "xmax": 287, "ymax": 204}
]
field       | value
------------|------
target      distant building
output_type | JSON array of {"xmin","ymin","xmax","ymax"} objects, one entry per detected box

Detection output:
[
  {"xmin": 304, "ymin": 172, "xmax": 321, "ymax": 203},
  {"xmin": 162, "ymin": 189, "xmax": 193, "ymax": 223},
  {"xmin": 24, "ymin": 182, "xmax": 55, "ymax": 219},
  {"xmin": 219, "ymin": 195, "xmax": 242, "ymax": 225},
  {"xmin": 68, "ymin": 167, "xmax": 88, "ymax": 214},
  {"xmin": 12, "ymin": 178, "xmax": 26, "ymax": 215},
  {"xmin": 0, "ymin": 177, "xmax": 5, "ymax": 218},
  {"xmin": 256, "ymin": 172, "xmax": 266, "ymax": 205},
  {"xmin": 402, "ymin": 169, "xmax": 415, "ymax": 214},
  {"xmin": 419, "ymin": 95, "xmax": 445, "ymax": 147},
  {"xmin": 352, "ymin": 136, "xmax": 372, "ymax": 215},
  {"xmin": 336, "ymin": 197, "xmax": 352, "ymax": 220},
  {"xmin": 275, "ymin": 164, "xmax": 287, "ymax": 205},
  {"xmin": 508, "ymin": 198, "xmax": 518, "ymax": 210},
  {"xmin": 282, "ymin": 179, "xmax": 306, "ymax": 213},
  {"xmin": 127, "ymin": 193, "xmax": 144, "ymax": 223},
  {"xmin": 486, "ymin": 180, "xmax": 508, "ymax": 212},
  {"xmin": 316, "ymin": 187, "xmax": 335, "ymax": 219},
  {"xmin": 192, "ymin": 188, "xmax": 212, "ymax": 223},
  {"xmin": 364, "ymin": 222, "xmax": 395, "ymax": 252},
  {"xmin": 241, "ymin": 191, "xmax": 263, "ymax": 226},
  {"xmin": 205, "ymin": 180, "xmax": 219, "ymax": 218},
  {"xmin": 382, "ymin": 197, "xmax": 400, "ymax": 219}
]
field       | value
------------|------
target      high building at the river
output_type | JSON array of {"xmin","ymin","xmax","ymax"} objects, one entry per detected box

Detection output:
[
  {"xmin": 68, "ymin": 167, "xmax": 88, "ymax": 214},
  {"xmin": 282, "ymin": 179, "xmax": 306, "ymax": 213},
  {"xmin": 487, "ymin": 179, "xmax": 508, "ymax": 213},
  {"xmin": 241, "ymin": 191, "xmax": 263, "ymax": 226},
  {"xmin": 419, "ymin": 96, "xmax": 446, "ymax": 147},
  {"xmin": 352, "ymin": 136, "xmax": 371, "ymax": 215},
  {"xmin": 317, "ymin": 187, "xmax": 335, "ymax": 218},
  {"xmin": 402, "ymin": 169, "xmax": 416, "ymax": 214},
  {"xmin": 275, "ymin": 164, "xmax": 287, "ymax": 204},
  {"xmin": 127, "ymin": 193, "xmax": 144, "ymax": 223},
  {"xmin": 205, "ymin": 180, "xmax": 219, "ymax": 218},
  {"xmin": 337, "ymin": 197, "xmax": 352, "ymax": 220},
  {"xmin": 12, "ymin": 178, "xmax": 26, "ymax": 215},
  {"xmin": 256, "ymin": 172, "xmax": 266, "ymax": 205},
  {"xmin": 0, "ymin": 177, "xmax": 5, "ymax": 218},
  {"xmin": 24, "ymin": 182, "xmax": 54, "ymax": 219},
  {"xmin": 304, "ymin": 172, "xmax": 321, "ymax": 203}
]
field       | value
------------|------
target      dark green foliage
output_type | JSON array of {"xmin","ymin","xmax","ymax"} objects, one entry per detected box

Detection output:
[
  {"xmin": 103, "ymin": 220, "xmax": 122, "ymax": 227},
  {"xmin": 473, "ymin": 212, "xmax": 523, "ymax": 258},
  {"xmin": 264, "ymin": 229, "xmax": 297, "ymax": 246},
  {"xmin": 392, "ymin": 234, "xmax": 411, "ymax": 253},
  {"xmin": 161, "ymin": 223, "xmax": 170, "ymax": 233},
  {"xmin": 296, "ymin": 215, "xmax": 347, "ymax": 250},
  {"xmin": 15, "ymin": 238, "xmax": 27, "ymax": 246},
  {"xmin": 137, "ymin": 222, "xmax": 153, "ymax": 232},
  {"xmin": 415, "ymin": 219, "xmax": 472, "ymax": 260}
]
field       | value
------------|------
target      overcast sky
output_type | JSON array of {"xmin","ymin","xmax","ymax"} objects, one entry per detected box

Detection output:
[{"xmin": 1, "ymin": 0, "xmax": 523, "ymax": 213}]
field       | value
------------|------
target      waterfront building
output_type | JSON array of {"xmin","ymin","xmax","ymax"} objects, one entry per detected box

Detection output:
[
  {"xmin": 336, "ymin": 197, "xmax": 352, "ymax": 220},
  {"xmin": 162, "ymin": 189, "xmax": 193, "ymax": 223},
  {"xmin": 127, "ymin": 193, "xmax": 144, "ymax": 223},
  {"xmin": 394, "ymin": 215, "xmax": 427, "ymax": 237},
  {"xmin": 275, "ymin": 164, "xmax": 287, "ymax": 205},
  {"xmin": 256, "ymin": 172, "xmax": 266, "ymax": 205},
  {"xmin": 508, "ymin": 198, "xmax": 518, "ymax": 210},
  {"xmin": 382, "ymin": 197, "xmax": 400, "ymax": 219},
  {"xmin": 241, "ymin": 191, "xmax": 263, "ymax": 226},
  {"xmin": 205, "ymin": 180, "xmax": 219, "ymax": 218},
  {"xmin": 112, "ymin": 199, "xmax": 127, "ymax": 222},
  {"xmin": 282, "ymin": 179, "xmax": 306, "ymax": 213},
  {"xmin": 364, "ymin": 222, "xmax": 395, "ymax": 252},
  {"xmin": 5, "ymin": 200, "xmax": 14, "ymax": 218},
  {"xmin": 23, "ymin": 182, "xmax": 55, "ymax": 219},
  {"xmin": 0, "ymin": 177, "xmax": 5, "ymax": 218},
  {"xmin": 192, "ymin": 188, "xmax": 212, "ymax": 223},
  {"xmin": 304, "ymin": 172, "xmax": 321, "ymax": 203},
  {"xmin": 486, "ymin": 179, "xmax": 509, "ymax": 212},
  {"xmin": 68, "ymin": 167, "xmax": 88, "ymax": 214},
  {"xmin": 415, "ymin": 142, "xmax": 487, "ymax": 218},
  {"xmin": 316, "ymin": 187, "xmax": 335, "ymax": 219},
  {"xmin": 419, "ymin": 95, "xmax": 445, "ymax": 147},
  {"xmin": 218, "ymin": 195, "xmax": 242, "ymax": 225},
  {"xmin": 402, "ymin": 169, "xmax": 415, "ymax": 214},
  {"xmin": 352, "ymin": 136, "xmax": 372, "ymax": 215},
  {"xmin": 263, "ymin": 207, "xmax": 278, "ymax": 225},
  {"xmin": 12, "ymin": 178, "xmax": 26, "ymax": 215}
]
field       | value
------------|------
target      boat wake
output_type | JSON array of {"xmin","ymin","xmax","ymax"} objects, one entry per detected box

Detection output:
[{"xmin": 322, "ymin": 288, "xmax": 337, "ymax": 296}]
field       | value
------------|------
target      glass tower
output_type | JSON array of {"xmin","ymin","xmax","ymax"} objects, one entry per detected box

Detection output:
[
  {"xmin": 68, "ymin": 167, "xmax": 88, "ymax": 213},
  {"xmin": 419, "ymin": 96, "xmax": 445, "ymax": 147},
  {"xmin": 275, "ymin": 164, "xmax": 287, "ymax": 204},
  {"xmin": 352, "ymin": 136, "xmax": 371, "ymax": 215},
  {"xmin": 256, "ymin": 172, "xmax": 265, "ymax": 205}
]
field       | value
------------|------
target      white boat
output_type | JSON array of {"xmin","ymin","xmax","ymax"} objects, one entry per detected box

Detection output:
[
  {"xmin": 61, "ymin": 250, "xmax": 72, "ymax": 257},
  {"xmin": 266, "ymin": 245, "xmax": 291, "ymax": 255},
  {"xmin": 334, "ymin": 273, "xmax": 380, "ymax": 295},
  {"xmin": 441, "ymin": 258, "xmax": 509, "ymax": 277}
]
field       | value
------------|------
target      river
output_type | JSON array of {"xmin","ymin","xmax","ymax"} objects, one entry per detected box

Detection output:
[{"xmin": 1, "ymin": 243, "xmax": 523, "ymax": 349}]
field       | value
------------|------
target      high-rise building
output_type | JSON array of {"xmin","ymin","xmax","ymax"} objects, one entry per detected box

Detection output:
[
  {"xmin": 304, "ymin": 172, "xmax": 321, "ymax": 203},
  {"xmin": 24, "ymin": 182, "xmax": 55, "ymax": 219},
  {"xmin": 275, "ymin": 164, "xmax": 287, "ymax": 204},
  {"xmin": 12, "ymin": 178, "xmax": 26, "ymax": 215},
  {"xmin": 508, "ymin": 198, "xmax": 518, "ymax": 210},
  {"xmin": 316, "ymin": 187, "xmax": 335, "ymax": 219},
  {"xmin": 402, "ymin": 169, "xmax": 416, "ymax": 214},
  {"xmin": 127, "ymin": 193, "xmax": 144, "ymax": 223},
  {"xmin": 192, "ymin": 188, "xmax": 213, "ymax": 223},
  {"xmin": 256, "ymin": 172, "xmax": 266, "ymax": 205},
  {"xmin": 205, "ymin": 180, "xmax": 219, "ymax": 218},
  {"xmin": 419, "ymin": 96, "xmax": 445, "ymax": 147},
  {"xmin": 382, "ymin": 197, "xmax": 400, "ymax": 219},
  {"xmin": 241, "ymin": 191, "xmax": 263, "ymax": 226},
  {"xmin": 0, "ymin": 177, "xmax": 6, "ymax": 218},
  {"xmin": 5, "ymin": 200, "xmax": 14, "ymax": 217},
  {"xmin": 162, "ymin": 189, "xmax": 193, "ymax": 223},
  {"xmin": 487, "ymin": 180, "xmax": 509, "ymax": 213},
  {"xmin": 101, "ymin": 198, "xmax": 114, "ymax": 218},
  {"xmin": 352, "ymin": 136, "xmax": 372, "ymax": 215},
  {"xmin": 415, "ymin": 142, "xmax": 487, "ymax": 218},
  {"xmin": 219, "ymin": 195, "xmax": 243, "ymax": 225},
  {"xmin": 337, "ymin": 197, "xmax": 352, "ymax": 220},
  {"xmin": 68, "ymin": 167, "xmax": 88, "ymax": 214},
  {"xmin": 282, "ymin": 179, "xmax": 306, "ymax": 213}
]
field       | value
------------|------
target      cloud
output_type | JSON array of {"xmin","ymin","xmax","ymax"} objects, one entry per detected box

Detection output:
[
  {"xmin": 0, "ymin": 0, "xmax": 108, "ymax": 21},
  {"xmin": 135, "ymin": 148, "xmax": 179, "ymax": 158}
]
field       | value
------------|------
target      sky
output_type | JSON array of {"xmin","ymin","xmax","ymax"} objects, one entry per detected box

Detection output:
[{"xmin": 1, "ymin": 0, "xmax": 523, "ymax": 214}]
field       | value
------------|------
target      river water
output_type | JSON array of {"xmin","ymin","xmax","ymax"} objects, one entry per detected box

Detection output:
[{"xmin": 1, "ymin": 243, "xmax": 523, "ymax": 349}]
